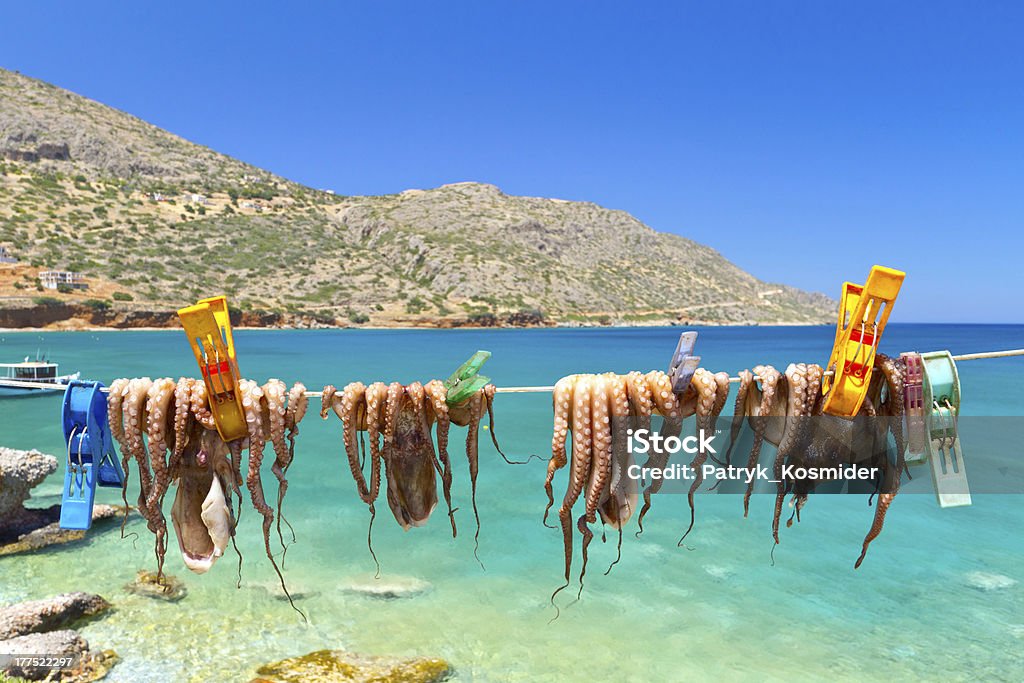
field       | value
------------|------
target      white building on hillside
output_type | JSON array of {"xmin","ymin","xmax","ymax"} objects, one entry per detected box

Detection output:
[{"xmin": 39, "ymin": 270, "xmax": 88, "ymax": 290}]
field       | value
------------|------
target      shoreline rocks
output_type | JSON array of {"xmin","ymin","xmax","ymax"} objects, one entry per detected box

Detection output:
[
  {"xmin": 0, "ymin": 594, "xmax": 117, "ymax": 682},
  {"xmin": 0, "ymin": 593, "xmax": 110, "ymax": 641},
  {"xmin": 0, "ymin": 447, "xmax": 56, "ymax": 523}
]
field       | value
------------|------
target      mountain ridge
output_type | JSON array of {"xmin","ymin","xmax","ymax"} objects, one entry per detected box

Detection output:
[{"xmin": 0, "ymin": 67, "xmax": 834, "ymax": 328}]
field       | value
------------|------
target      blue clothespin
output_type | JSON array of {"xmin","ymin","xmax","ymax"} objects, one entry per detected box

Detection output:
[
  {"xmin": 667, "ymin": 331, "xmax": 701, "ymax": 394},
  {"xmin": 60, "ymin": 380, "xmax": 125, "ymax": 530}
]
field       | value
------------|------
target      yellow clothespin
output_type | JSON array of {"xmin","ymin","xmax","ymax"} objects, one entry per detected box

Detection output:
[
  {"xmin": 177, "ymin": 296, "xmax": 247, "ymax": 441},
  {"xmin": 821, "ymin": 266, "xmax": 905, "ymax": 418}
]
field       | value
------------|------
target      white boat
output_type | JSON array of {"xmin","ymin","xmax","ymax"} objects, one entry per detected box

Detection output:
[{"xmin": 0, "ymin": 358, "xmax": 80, "ymax": 397}]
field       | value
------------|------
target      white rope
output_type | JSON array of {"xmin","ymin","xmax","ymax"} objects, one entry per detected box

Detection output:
[{"xmin": 2, "ymin": 348, "xmax": 1021, "ymax": 396}]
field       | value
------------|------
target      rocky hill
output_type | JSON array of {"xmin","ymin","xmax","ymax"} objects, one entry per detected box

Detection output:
[{"xmin": 0, "ymin": 67, "xmax": 833, "ymax": 327}]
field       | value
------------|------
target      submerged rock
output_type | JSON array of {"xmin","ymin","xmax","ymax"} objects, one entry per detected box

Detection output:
[
  {"xmin": 342, "ymin": 575, "xmax": 432, "ymax": 600},
  {"xmin": 0, "ymin": 592, "xmax": 110, "ymax": 640},
  {"xmin": 964, "ymin": 571, "xmax": 1018, "ymax": 592},
  {"xmin": 253, "ymin": 649, "xmax": 451, "ymax": 683},
  {"xmin": 123, "ymin": 571, "xmax": 187, "ymax": 602}
]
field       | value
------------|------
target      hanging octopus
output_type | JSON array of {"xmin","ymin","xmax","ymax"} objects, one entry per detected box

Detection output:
[
  {"xmin": 106, "ymin": 376, "xmax": 309, "ymax": 616},
  {"xmin": 319, "ymin": 379, "xmax": 502, "ymax": 570},
  {"xmin": 546, "ymin": 370, "xmax": 715, "ymax": 608},
  {"xmin": 729, "ymin": 355, "xmax": 908, "ymax": 567}
]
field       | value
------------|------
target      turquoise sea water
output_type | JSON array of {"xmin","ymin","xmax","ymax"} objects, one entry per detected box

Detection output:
[{"xmin": 1, "ymin": 325, "xmax": 1022, "ymax": 682}]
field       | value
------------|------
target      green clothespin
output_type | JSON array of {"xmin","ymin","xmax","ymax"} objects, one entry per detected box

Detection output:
[{"xmin": 444, "ymin": 350, "xmax": 491, "ymax": 406}]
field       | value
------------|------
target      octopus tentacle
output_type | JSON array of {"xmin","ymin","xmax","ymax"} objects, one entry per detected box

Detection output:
[
  {"xmin": 283, "ymin": 382, "xmax": 308, "ymax": 477},
  {"xmin": 481, "ymin": 383, "xmax": 531, "ymax": 465},
  {"xmin": 465, "ymin": 389, "xmax": 487, "ymax": 567},
  {"xmin": 601, "ymin": 374, "xmax": 633, "ymax": 575},
  {"xmin": 679, "ymin": 369, "xmax": 729, "ymax": 545},
  {"xmin": 551, "ymin": 376, "xmax": 593, "ymax": 612},
  {"xmin": 577, "ymin": 375, "xmax": 612, "ymax": 595},
  {"xmin": 635, "ymin": 370, "xmax": 683, "ymax": 534},
  {"xmin": 262, "ymin": 379, "xmax": 290, "ymax": 554},
  {"xmin": 623, "ymin": 372, "xmax": 654, "ymax": 536},
  {"xmin": 240, "ymin": 380, "xmax": 303, "ymax": 620},
  {"xmin": 125, "ymin": 378, "xmax": 154, "ymax": 527},
  {"xmin": 320, "ymin": 385, "xmax": 337, "ymax": 420},
  {"xmin": 107, "ymin": 378, "xmax": 132, "ymax": 534},
  {"xmin": 783, "ymin": 365, "xmax": 823, "ymax": 526},
  {"xmin": 771, "ymin": 364, "xmax": 820, "ymax": 545},
  {"xmin": 424, "ymin": 380, "xmax": 456, "ymax": 537},
  {"xmin": 170, "ymin": 378, "xmax": 194, "ymax": 478},
  {"xmin": 723, "ymin": 370, "xmax": 754, "ymax": 468},
  {"xmin": 743, "ymin": 365, "xmax": 781, "ymax": 517},
  {"xmin": 189, "ymin": 381, "xmax": 217, "ymax": 431},
  {"xmin": 544, "ymin": 375, "xmax": 577, "ymax": 527},
  {"xmin": 358, "ymin": 381, "xmax": 387, "ymax": 574},
  {"xmin": 226, "ymin": 438, "xmax": 245, "ymax": 526},
  {"xmin": 855, "ymin": 355, "xmax": 906, "ymax": 568},
  {"xmin": 362, "ymin": 382, "xmax": 387, "ymax": 506},
  {"xmin": 876, "ymin": 354, "xmax": 907, "ymax": 466},
  {"xmin": 856, "ymin": 489, "xmax": 894, "ymax": 569},
  {"xmin": 279, "ymin": 382, "xmax": 307, "ymax": 560},
  {"xmin": 334, "ymin": 382, "xmax": 369, "ymax": 500},
  {"xmin": 144, "ymin": 378, "xmax": 176, "ymax": 578}
]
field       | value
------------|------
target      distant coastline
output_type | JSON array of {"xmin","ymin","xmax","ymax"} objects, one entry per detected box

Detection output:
[{"xmin": 0, "ymin": 297, "xmax": 831, "ymax": 332}]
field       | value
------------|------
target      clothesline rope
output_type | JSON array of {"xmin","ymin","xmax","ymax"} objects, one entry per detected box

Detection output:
[{"xmin": 2, "ymin": 348, "xmax": 1022, "ymax": 396}]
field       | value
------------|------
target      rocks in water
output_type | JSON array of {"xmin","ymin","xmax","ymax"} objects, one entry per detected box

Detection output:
[
  {"xmin": 0, "ymin": 592, "xmax": 110, "ymax": 640},
  {"xmin": 964, "ymin": 571, "xmax": 1018, "ymax": 592},
  {"xmin": 342, "ymin": 575, "xmax": 432, "ymax": 600},
  {"xmin": 253, "ymin": 649, "xmax": 451, "ymax": 683},
  {"xmin": 0, "ymin": 594, "xmax": 116, "ymax": 681},
  {"xmin": 0, "ymin": 447, "xmax": 57, "ymax": 521},
  {"xmin": 0, "ymin": 504, "xmax": 126, "ymax": 557},
  {"xmin": 0, "ymin": 629, "xmax": 118, "ymax": 682},
  {"xmin": 123, "ymin": 571, "xmax": 187, "ymax": 602}
]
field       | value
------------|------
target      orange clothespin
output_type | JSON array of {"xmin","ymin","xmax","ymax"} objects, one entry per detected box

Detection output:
[
  {"xmin": 821, "ymin": 266, "xmax": 905, "ymax": 418},
  {"xmin": 177, "ymin": 296, "xmax": 247, "ymax": 441}
]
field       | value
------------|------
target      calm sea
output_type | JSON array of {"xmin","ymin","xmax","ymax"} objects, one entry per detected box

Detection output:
[{"xmin": 1, "ymin": 325, "xmax": 1022, "ymax": 682}]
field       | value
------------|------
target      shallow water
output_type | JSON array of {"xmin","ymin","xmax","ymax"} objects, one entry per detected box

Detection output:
[{"xmin": 1, "ymin": 325, "xmax": 1022, "ymax": 682}]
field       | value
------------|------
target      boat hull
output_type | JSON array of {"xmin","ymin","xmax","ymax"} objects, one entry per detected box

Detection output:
[{"xmin": 0, "ymin": 373, "xmax": 80, "ymax": 398}]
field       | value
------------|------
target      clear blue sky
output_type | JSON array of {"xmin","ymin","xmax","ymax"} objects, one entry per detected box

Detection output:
[{"xmin": 3, "ymin": 2, "xmax": 1022, "ymax": 322}]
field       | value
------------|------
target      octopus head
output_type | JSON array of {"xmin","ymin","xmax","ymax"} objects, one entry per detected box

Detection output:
[{"xmin": 171, "ymin": 427, "xmax": 233, "ymax": 574}]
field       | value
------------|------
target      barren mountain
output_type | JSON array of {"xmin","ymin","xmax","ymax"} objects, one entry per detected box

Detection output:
[{"xmin": 0, "ymin": 67, "xmax": 833, "ymax": 327}]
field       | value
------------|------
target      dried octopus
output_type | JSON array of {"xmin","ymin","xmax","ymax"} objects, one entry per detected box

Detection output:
[
  {"xmin": 544, "ymin": 368, "xmax": 731, "ymax": 607},
  {"xmin": 320, "ymin": 380, "xmax": 502, "ymax": 571},
  {"xmin": 728, "ymin": 355, "xmax": 907, "ymax": 566},
  {"xmin": 107, "ymin": 376, "xmax": 309, "ymax": 614}
]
